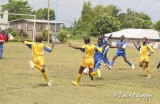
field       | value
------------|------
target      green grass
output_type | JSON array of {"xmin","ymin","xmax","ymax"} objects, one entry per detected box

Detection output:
[{"xmin": 0, "ymin": 42, "xmax": 160, "ymax": 104}]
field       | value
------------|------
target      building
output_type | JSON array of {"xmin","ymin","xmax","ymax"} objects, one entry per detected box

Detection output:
[
  {"xmin": 0, "ymin": 11, "xmax": 9, "ymax": 30},
  {"xmin": 9, "ymin": 19, "xmax": 63, "ymax": 38},
  {"xmin": 105, "ymin": 29, "xmax": 160, "ymax": 48}
]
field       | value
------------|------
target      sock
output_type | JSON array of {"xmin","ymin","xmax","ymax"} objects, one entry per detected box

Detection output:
[
  {"xmin": 76, "ymin": 74, "xmax": 82, "ymax": 83},
  {"xmin": 34, "ymin": 64, "xmax": 42, "ymax": 71},
  {"xmin": 105, "ymin": 57, "xmax": 110, "ymax": 65},
  {"xmin": 110, "ymin": 60, "xmax": 114, "ymax": 66},
  {"xmin": 42, "ymin": 72, "xmax": 49, "ymax": 82},
  {"xmin": 146, "ymin": 67, "xmax": 150, "ymax": 76},
  {"xmin": 91, "ymin": 71, "xmax": 97, "ymax": 76},
  {"xmin": 126, "ymin": 61, "xmax": 132, "ymax": 66}
]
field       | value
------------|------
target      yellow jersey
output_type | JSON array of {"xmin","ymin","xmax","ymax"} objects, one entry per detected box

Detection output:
[
  {"xmin": 79, "ymin": 44, "xmax": 102, "ymax": 59},
  {"xmin": 24, "ymin": 41, "xmax": 53, "ymax": 58},
  {"xmin": 138, "ymin": 44, "xmax": 154, "ymax": 55}
]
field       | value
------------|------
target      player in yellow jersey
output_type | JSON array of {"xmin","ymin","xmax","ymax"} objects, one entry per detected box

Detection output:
[
  {"xmin": 133, "ymin": 37, "xmax": 154, "ymax": 78},
  {"xmin": 69, "ymin": 36, "xmax": 102, "ymax": 86},
  {"xmin": 20, "ymin": 30, "xmax": 54, "ymax": 86}
]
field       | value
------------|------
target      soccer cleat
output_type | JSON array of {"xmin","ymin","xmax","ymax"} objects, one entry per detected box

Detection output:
[
  {"xmin": 29, "ymin": 61, "xmax": 34, "ymax": 68},
  {"xmin": 131, "ymin": 64, "xmax": 135, "ymax": 70},
  {"xmin": 48, "ymin": 80, "xmax": 52, "ymax": 86},
  {"xmin": 97, "ymin": 69, "xmax": 101, "ymax": 78},
  {"xmin": 147, "ymin": 75, "xmax": 151, "ymax": 79},
  {"xmin": 108, "ymin": 66, "xmax": 113, "ymax": 70},
  {"xmin": 72, "ymin": 81, "xmax": 79, "ymax": 86}
]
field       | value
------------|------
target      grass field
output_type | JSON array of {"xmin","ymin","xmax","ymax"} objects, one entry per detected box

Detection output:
[{"xmin": 0, "ymin": 41, "xmax": 160, "ymax": 104}]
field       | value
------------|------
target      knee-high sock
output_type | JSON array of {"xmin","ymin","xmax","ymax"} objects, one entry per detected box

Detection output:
[
  {"xmin": 91, "ymin": 71, "xmax": 97, "ymax": 76},
  {"xmin": 126, "ymin": 61, "xmax": 132, "ymax": 66},
  {"xmin": 34, "ymin": 64, "xmax": 49, "ymax": 83},
  {"xmin": 105, "ymin": 57, "xmax": 110, "ymax": 65},
  {"xmin": 76, "ymin": 74, "xmax": 82, "ymax": 83},
  {"xmin": 42, "ymin": 72, "xmax": 49, "ymax": 82},
  {"xmin": 34, "ymin": 64, "xmax": 42, "ymax": 71},
  {"xmin": 146, "ymin": 67, "xmax": 150, "ymax": 76},
  {"xmin": 110, "ymin": 60, "xmax": 114, "ymax": 66}
]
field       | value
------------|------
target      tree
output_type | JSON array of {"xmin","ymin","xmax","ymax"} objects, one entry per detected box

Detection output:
[
  {"xmin": 33, "ymin": 8, "xmax": 55, "ymax": 20},
  {"xmin": 118, "ymin": 8, "xmax": 152, "ymax": 29},
  {"xmin": 2, "ymin": 0, "xmax": 32, "ymax": 21},
  {"xmin": 93, "ymin": 4, "xmax": 120, "ymax": 18},
  {"xmin": 154, "ymin": 20, "xmax": 160, "ymax": 31},
  {"xmin": 89, "ymin": 14, "xmax": 121, "ymax": 36},
  {"xmin": 79, "ymin": 1, "xmax": 93, "ymax": 32}
]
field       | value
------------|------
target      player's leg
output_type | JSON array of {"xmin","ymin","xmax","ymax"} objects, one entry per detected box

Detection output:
[
  {"xmin": 0, "ymin": 47, "xmax": 2, "ymax": 59},
  {"xmin": 110, "ymin": 55, "xmax": 118, "ymax": 69},
  {"xmin": 157, "ymin": 61, "xmax": 160, "ymax": 69},
  {"xmin": 89, "ymin": 67, "xmax": 94, "ymax": 80},
  {"xmin": 139, "ymin": 61, "xmax": 143, "ymax": 67},
  {"xmin": 40, "ymin": 65, "xmax": 52, "ymax": 86},
  {"xmin": 91, "ymin": 60, "xmax": 101, "ymax": 77},
  {"xmin": 72, "ymin": 66, "xmax": 85, "ymax": 86},
  {"xmin": 123, "ymin": 57, "xmax": 134, "ymax": 69},
  {"xmin": 144, "ymin": 62, "xmax": 150, "ymax": 78},
  {"xmin": 103, "ymin": 48, "xmax": 110, "ymax": 65}
]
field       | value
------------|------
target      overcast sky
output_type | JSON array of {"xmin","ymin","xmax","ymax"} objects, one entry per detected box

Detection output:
[{"xmin": 0, "ymin": 0, "xmax": 160, "ymax": 26}]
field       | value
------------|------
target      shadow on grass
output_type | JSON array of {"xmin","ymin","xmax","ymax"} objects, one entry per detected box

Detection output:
[
  {"xmin": 140, "ymin": 75, "xmax": 147, "ymax": 77},
  {"xmin": 81, "ymin": 84, "xmax": 103, "ymax": 88},
  {"xmin": 36, "ymin": 84, "xmax": 48, "ymax": 87},
  {"xmin": 17, "ymin": 73, "xmax": 40, "ymax": 77},
  {"xmin": 116, "ymin": 68, "xmax": 128, "ymax": 70},
  {"xmin": 33, "ymin": 83, "xmax": 59, "ymax": 88}
]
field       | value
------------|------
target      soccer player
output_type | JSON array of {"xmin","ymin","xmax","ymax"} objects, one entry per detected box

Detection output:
[
  {"xmin": 133, "ymin": 37, "xmax": 154, "ymax": 78},
  {"xmin": 91, "ymin": 38, "xmax": 103, "ymax": 78},
  {"xmin": 20, "ymin": 30, "xmax": 54, "ymax": 86},
  {"xmin": 69, "ymin": 36, "xmax": 102, "ymax": 86},
  {"xmin": 110, "ymin": 35, "xmax": 134, "ymax": 69},
  {"xmin": 0, "ymin": 30, "xmax": 9, "ymax": 59},
  {"xmin": 157, "ymin": 62, "xmax": 160, "ymax": 69},
  {"xmin": 100, "ymin": 34, "xmax": 112, "ymax": 66}
]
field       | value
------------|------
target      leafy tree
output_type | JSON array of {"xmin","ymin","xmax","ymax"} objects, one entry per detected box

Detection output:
[
  {"xmin": 154, "ymin": 20, "xmax": 160, "ymax": 31},
  {"xmin": 57, "ymin": 29, "xmax": 68, "ymax": 43},
  {"xmin": 118, "ymin": 8, "xmax": 152, "ymax": 29},
  {"xmin": 33, "ymin": 8, "xmax": 55, "ymax": 20},
  {"xmin": 2, "ymin": 0, "xmax": 32, "ymax": 21},
  {"xmin": 79, "ymin": 1, "xmax": 93, "ymax": 32},
  {"xmin": 89, "ymin": 14, "xmax": 121, "ymax": 36}
]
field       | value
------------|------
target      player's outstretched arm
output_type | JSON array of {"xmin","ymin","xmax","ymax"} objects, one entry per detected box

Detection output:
[
  {"xmin": 157, "ymin": 61, "xmax": 160, "ymax": 69},
  {"xmin": 51, "ymin": 40, "xmax": 55, "ymax": 49},
  {"xmin": 68, "ymin": 43, "xmax": 81, "ymax": 49},
  {"xmin": 107, "ymin": 34, "xmax": 113, "ymax": 40},
  {"xmin": 132, "ymin": 41, "xmax": 138, "ymax": 48},
  {"xmin": 20, "ymin": 30, "xmax": 25, "ymax": 43}
]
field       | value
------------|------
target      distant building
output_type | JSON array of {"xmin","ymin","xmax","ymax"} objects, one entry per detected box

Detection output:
[
  {"xmin": 0, "ymin": 11, "xmax": 9, "ymax": 30},
  {"xmin": 9, "ymin": 19, "xmax": 63, "ymax": 38},
  {"xmin": 105, "ymin": 29, "xmax": 160, "ymax": 48}
]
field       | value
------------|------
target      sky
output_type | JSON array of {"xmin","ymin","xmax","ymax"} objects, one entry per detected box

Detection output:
[{"xmin": 0, "ymin": 0, "xmax": 160, "ymax": 26}]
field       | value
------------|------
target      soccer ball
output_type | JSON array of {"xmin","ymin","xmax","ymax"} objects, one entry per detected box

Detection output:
[{"xmin": 83, "ymin": 68, "xmax": 89, "ymax": 75}]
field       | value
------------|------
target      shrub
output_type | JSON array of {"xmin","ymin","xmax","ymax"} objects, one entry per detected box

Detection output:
[
  {"xmin": 41, "ymin": 29, "xmax": 52, "ymax": 42},
  {"xmin": 57, "ymin": 29, "xmax": 68, "ymax": 43}
]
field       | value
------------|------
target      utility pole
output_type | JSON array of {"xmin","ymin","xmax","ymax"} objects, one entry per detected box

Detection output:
[{"xmin": 47, "ymin": 0, "xmax": 50, "ymax": 43}]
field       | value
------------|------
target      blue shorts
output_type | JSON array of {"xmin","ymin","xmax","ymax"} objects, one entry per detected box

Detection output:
[
  {"xmin": 94, "ymin": 59, "xmax": 102, "ymax": 71},
  {"xmin": 116, "ymin": 52, "xmax": 126, "ymax": 58}
]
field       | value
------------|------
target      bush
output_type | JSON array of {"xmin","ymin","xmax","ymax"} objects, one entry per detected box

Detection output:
[
  {"xmin": 41, "ymin": 29, "xmax": 52, "ymax": 42},
  {"xmin": 57, "ymin": 30, "xmax": 68, "ymax": 43}
]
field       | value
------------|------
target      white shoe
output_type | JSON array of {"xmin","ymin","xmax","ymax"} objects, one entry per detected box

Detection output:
[
  {"xmin": 147, "ymin": 75, "xmax": 151, "ymax": 79},
  {"xmin": 131, "ymin": 64, "xmax": 135, "ymax": 70},
  {"xmin": 29, "ymin": 61, "xmax": 34, "ymax": 68},
  {"xmin": 48, "ymin": 80, "xmax": 52, "ymax": 86},
  {"xmin": 108, "ymin": 66, "xmax": 113, "ymax": 70}
]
